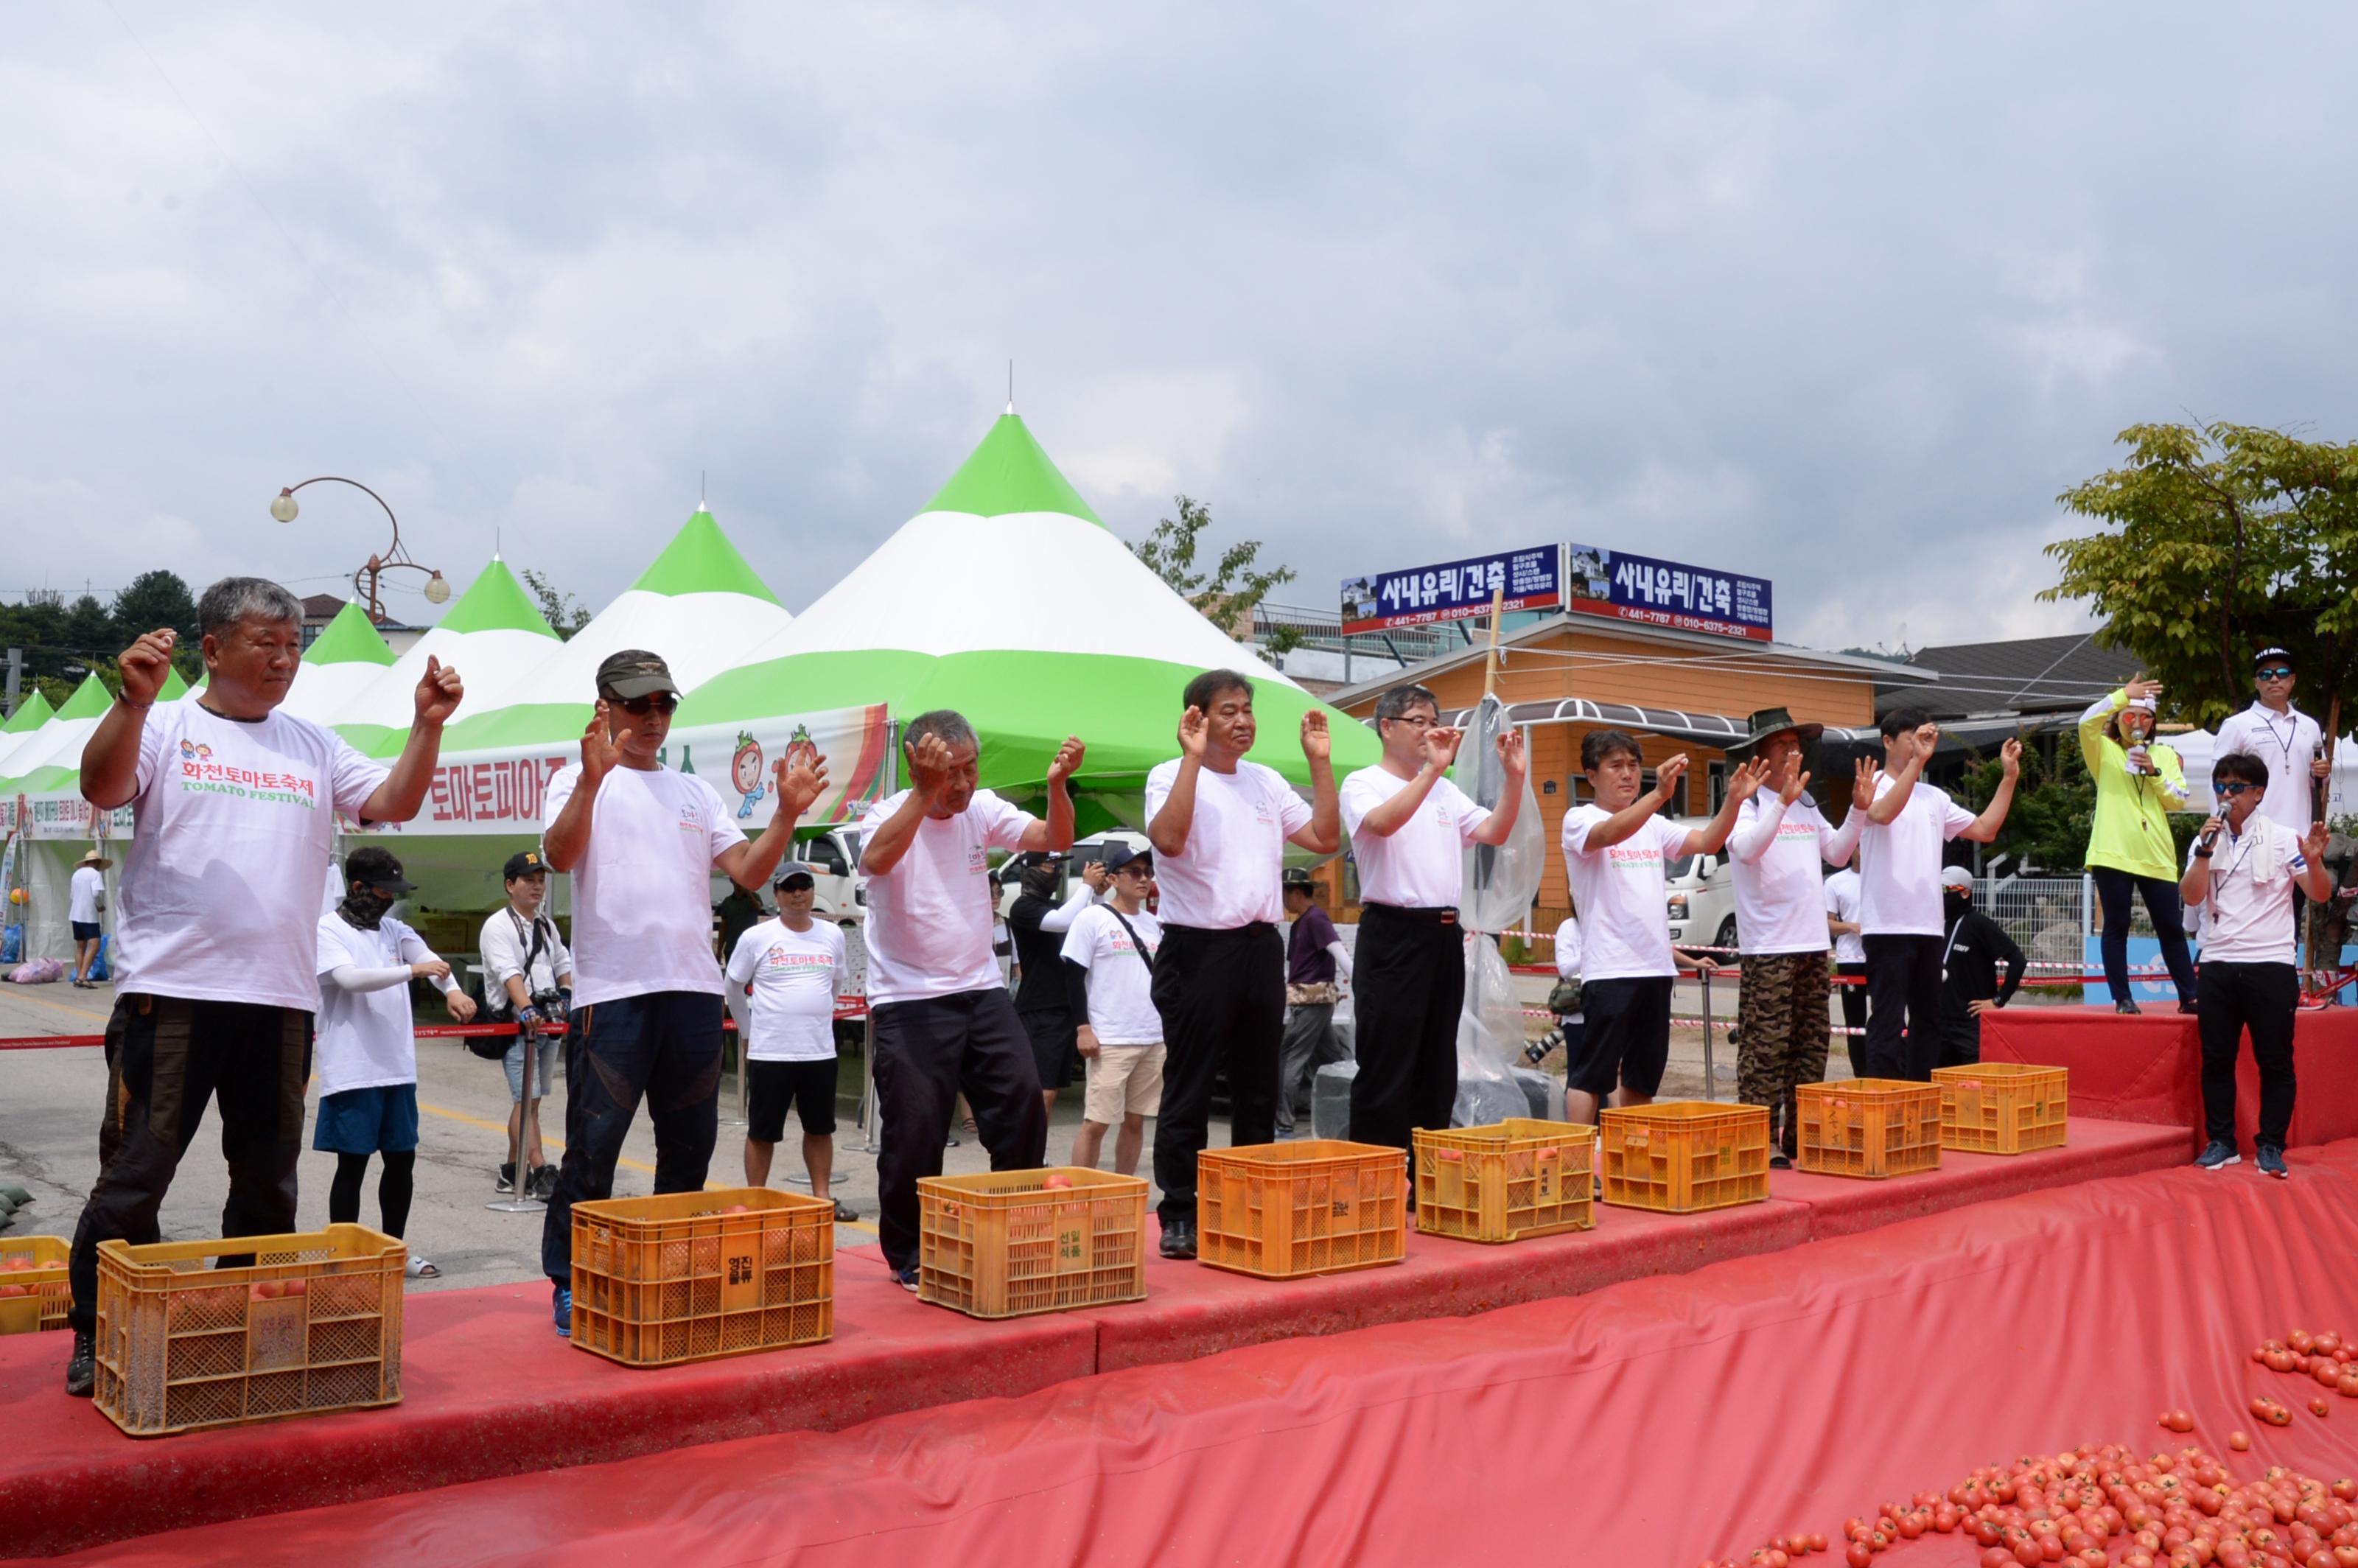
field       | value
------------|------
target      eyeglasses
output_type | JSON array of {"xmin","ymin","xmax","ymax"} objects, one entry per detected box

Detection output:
[
  {"xmin": 1115, "ymin": 864, "xmax": 1152, "ymax": 878},
  {"xmin": 1382, "ymin": 713, "xmax": 1438, "ymax": 729},
  {"xmin": 2258, "ymin": 668, "xmax": 2295, "ymax": 681},
  {"xmin": 2216, "ymin": 782, "xmax": 2260, "ymax": 797},
  {"xmin": 609, "ymin": 692, "xmax": 679, "ymax": 716}
]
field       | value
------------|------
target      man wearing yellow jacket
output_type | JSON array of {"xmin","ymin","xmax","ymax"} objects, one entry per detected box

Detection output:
[{"xmin": 2081, "ymin": 676, "xmax": 2197, "ymax": 1013}]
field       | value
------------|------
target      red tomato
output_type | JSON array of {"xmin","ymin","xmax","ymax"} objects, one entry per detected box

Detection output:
[
  {"xmin": 1846, "ymin": 1546, "xmax": 1872, "ymax": 1568},
  {"xmin": 2295, "ymin": 1331, "xmax": 2318, "ymax": 1354},
  {"xmin": 1983, "ymin": 1552, "xmax": 2015, "ymax": 1568},
  {"xmin": 2233, "ymin": 1433, "xmax": 2253, "ymax": 1452},
  {"xmin": 2317, "ymin": 1400, "xmax": 2335, "ymax": 1418}
]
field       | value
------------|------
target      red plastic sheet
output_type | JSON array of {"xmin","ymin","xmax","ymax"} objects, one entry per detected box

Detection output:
[
  {"xmin": 1981, "ymin": 1004, "xmax": 2358, "ymax": 1147},
  {"xmin": 52, "ymin": 1142, "xmax": 2358, "ymax": 1568}
]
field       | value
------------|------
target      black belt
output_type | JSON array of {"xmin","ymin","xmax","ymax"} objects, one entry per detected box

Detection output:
[
  {"xmin": 1364, "ymin": 903, "xmax": 1460, "ymax": 925},
  {"xmin": 1161, "ymin": 921, "xmax": 1277, "ymax": 939}
]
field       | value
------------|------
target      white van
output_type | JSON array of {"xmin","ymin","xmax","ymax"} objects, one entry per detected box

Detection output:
[
  {"xmin": 795, "ymin": 826, "xmax": 866, "ymax": 923},
  {"xmin": 1662, "ymin": 818, "xmax": 1738, "ymax": 954},
  {"xmin": 995, "ymin": 830, "xmax": 1152, "ymax": 917}
]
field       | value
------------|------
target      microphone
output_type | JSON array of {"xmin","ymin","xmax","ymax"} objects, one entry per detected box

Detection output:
[{"xmin": 2197, "ymin": 824, "xmax": 2221, "ymax": 853}]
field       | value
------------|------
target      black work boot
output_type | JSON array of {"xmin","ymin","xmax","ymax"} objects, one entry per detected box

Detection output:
[{"xmin": 65, "ymin": 1329, "xmax": 95, "ymax": 1398}]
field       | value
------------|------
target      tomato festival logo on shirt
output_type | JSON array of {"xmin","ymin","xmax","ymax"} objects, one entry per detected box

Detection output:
[
  {"xmin": 760, "ymin": 947, "xmax": 833, "ymax": 974},
  {"xmin": 176, "ymin": 743, "xmax": 318, "ymax": 808},
  {"xmin": 1605, "ymin": 843, "xmax": 1662, "ymax": 869},
  {"xmin": 178, "ymin": 740, "xmax": 213, "ymax": 761}
]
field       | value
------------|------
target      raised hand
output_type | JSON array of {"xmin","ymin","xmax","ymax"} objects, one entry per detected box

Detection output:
[
  {"xmin": 1999, "ymin": 737, "xmax": 2023, "ymax": 780},
  {"xmin": 906, "ymin": 730, "xmax": 958, "ymax": 804},
  {"xmin": 1421, "ymin": 725, "xmax": 1466, "ymax": 773},
  {"xmin": 1047, "ymin": 735, "xmax": 1086, "ymax": 785},
  {"xmin": 1912, "ymin": 723, "xmax": 1940, "ymax": 765},
  {"xmin": 1300, "ymin": 709, "xmax": 1331, "ymax": 762},
  {"xmin": 117, "ymin": 629, "xmax": 177, "ymax": 707},
  {"xmin": 1178, "ymin": 706, "xmax": 1210, "ymax": 761},
  {"xmin": 1496, "ymin": 727, "xmax": 1528, "ymax": 777},
  {"xmin": 1777, "ymin": 749, "xmax": 1811, "ymax": 806},
  {"xmin": 2304, "ymin": 821, "xmax": 2330, "ymax": 864},
  {"xmin": 582, "ymin": 703, "xmax": 631, "ymax": 781},
  {"xmin": 775, "ymin": 749, "xmax": 829, "ymax": 819},
  {"xmin": 1853, "ymin": 754, "xmax": 1881, "ymax": 801},
  {"xmin": 1080, "ymin": 860, "xmax": 1110, "ymax": 892},
  {"xmin": 1654, "ymin": 753, "xmax": 1690, "ymax": 801},
  {"xmin": 2124, "ymin": 673, "xmax": 2162, "ymax": 705},
  {"xmin": 414, "ymin": 655, "xmax": 463, "ymax": 727},
  {"xmin": 1726, "ymin": 756, "xmax": 1770, "ymax": 805}
]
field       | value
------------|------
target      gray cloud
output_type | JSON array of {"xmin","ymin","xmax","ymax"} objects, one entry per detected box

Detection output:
[{"xmin": 5, "ymin": 2, "xmax": 2354, "ymax": 657}]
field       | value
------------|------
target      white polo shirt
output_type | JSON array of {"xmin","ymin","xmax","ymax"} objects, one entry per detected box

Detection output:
[
  {"xmin": 1143, "ymin": 758, "xmax": 1311, "ymax": 928},
  {"xmin": 1560, "ymin": 805, "xmax": 1687, "ymax": 981},
  {"xmin": 858, "ymin": 788, "xmax": 1037, "ymax": 1005},
  {"xmin": 2189, "ymin": 815, "xmax": 2307, "ymax": 965},
  {"xmin": 1339, "ymin": 766, "xmax": 1491, "ymax": 909},
  {"xmin": 1857, "ymin": 776, "xmax": 1976, "ymax": 938},
  {"xmin": 2214, "ymin": 702, "xmax": 2325, "ymax": 838},
  {"xmin": 1725, "ymin": 795, "xmax": 1841, "ymax": 956}
]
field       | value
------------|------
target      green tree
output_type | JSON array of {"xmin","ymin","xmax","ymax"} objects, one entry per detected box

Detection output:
[
  {"xmin": 521, "ymin": 569, "xmax": 592, "ymax": 640},
  {"xmin": 111, "ymin": 570, "xmax": 199, "ymax": 648},
  {"xmin": 1129, "ymin": 494, "xmax": 1303, "ymax": 656},
  {"xmin": 60, "ymin": 594, "xmax": 113, "ymax": 654},
  {"xmin": 1955, "ymin": 739, "xmax": 2094, "ymax": 872},
  {"xmin": 2043, "ymin": 422, "xmax": 2358, "ymax": 731}
]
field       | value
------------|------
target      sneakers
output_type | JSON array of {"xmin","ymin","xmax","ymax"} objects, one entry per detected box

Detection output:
[
  {"xmin": 1158, "ymin": 1218, "xmax": 1197, "ymax": 1261},
  {"xmin": 552, "ymin": 1284, "xmax": 573, "ymax": 1338},
  {"xmin": 497, "ymin": 1163, "xmax": 517, "ymax": 1194},
  {"xmin": 1769, "ymin": 1149, "xmax": 1794, "ymax": 1171},
  {"xmin": 2258, "ymin": 1144, "xmax": 2290, "ymax": 1180},
  {"xmin": 2115, "ymin": 1000, "xmax": 2142, "ymax": 1015},
  {"xmin": 64, "ymin": 1330, "xmax": 95, "ymax": 1398},
  {"xmin": 892, "ymin": 1267, "xmax": 920, "ymax": 1293},
  {"xmin": 2195, "ymin": 1140, "xmax": 2240, "ymax": 1171},
  {"xmin": 531, "ymin": 1166, "xmax": 558, "ymax": 1201}
]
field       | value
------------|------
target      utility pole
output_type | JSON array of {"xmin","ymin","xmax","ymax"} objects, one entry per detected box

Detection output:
[{"xmin": 3, "ymin": 648, "xmax": 19, "ymax": 717}]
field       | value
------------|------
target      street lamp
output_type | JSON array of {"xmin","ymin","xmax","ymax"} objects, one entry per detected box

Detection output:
[{"xmin": 270, "ymin": 476, "xmax": 451, "ymax": 622}]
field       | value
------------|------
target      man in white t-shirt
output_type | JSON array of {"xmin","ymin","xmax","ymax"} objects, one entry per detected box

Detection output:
[
  {"xmin": 68, "ymin": 850, "xmax": 109, "ymax": 988},
  {"xmin": 1340, "ymin": 682, "xmax": 1526, "ymax": 1163},
  {"xmin": 64, "ymin": 577, "xmax": 462, "ymax": 1398},
  {"xmin": 1559, "ymin": 729, "xmax": 1763, "ymax": 1127},
  {"xmin": 1823, "ymin": 858, "xmax": 1867, "ymax": 1077},
  {"xmin": 2214, "ymin": 646, "xmax": 2331, "ymax": 842},
  {"xmin": 1143, "ymin": 668, "xmax": 1340, "ymax": 1260},
  {"xmin": 2182, "ymin": 750, "xmax": 2332, "ymax": 1179},
  {"xmin": 539, "ymin": 650, "xmax": 825, "ymax": 1336},
  {"xmin": 860, "ymin": 709, "xmax": 1084, "ymax": 1287},
  {"xmin": 1060, "ymin": 844, "xmax": 1164, "ymax": 1177},
  {"xmin": 1721, "ymin": 708, "xmax": 1851, "ymax": 1166},
  {"xmin": 478, "ymin": 848, "xmax": 573, "ymax": 1200},
  {"xmin": 726, "ymin": 863, "xmax": 854, "ymax": 1220},
  {"xmin": 1840, "ymin": 707, "xmax": 2021, "ymax": 1082}
]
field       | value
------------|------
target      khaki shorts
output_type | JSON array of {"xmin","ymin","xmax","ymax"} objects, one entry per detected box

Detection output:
[{"xmin": 1082, "ymin": 1043, "xmax": 1166, "ymax": 1124}]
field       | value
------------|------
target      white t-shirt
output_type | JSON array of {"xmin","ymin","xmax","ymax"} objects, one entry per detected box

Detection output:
[
  {"xmin": 478, "ymin": 908, "xmax": 574, "ymax": 1015},
  {"xmin": 1857, "ymin": 776, "xmax": 1976, "ymax": 938},
  {"xmin": 1559, "ymin": 805, "xmax": 1688, "ymax": 981},
  {"xmin": 1340, "ymin": 766, "xmax": 1491, "ymax": 909},
  {"xmin": 1143, "ymin": 758, "xmax": 1312, "ymax": 928},
  {"xmin": 543, "ymin": 763, "xmax": 744, "ymax": 1007},
  {"xmin": 858, "ymin": 788, "xmax": 1036, "ymax": 1006},
  {"xmin": 1061, "ymin": 903, "xmax": 1164, "ymax": 1046},
  {"xmin": 313, "ymin": 914, "xmax": 436, "ymax": 1096},
  {"xmin": 116, "ymin": 701, "xmax": 388, "ymax": 1011},
  {"xmin": 725, "ymin": 917, "xmax": 845, "ymax": 1061},
  {"xmin": 2189, "ymin": 816, "xmax": 2307, "ymax": 965},
  {"xmin": 69, "ymin": 866, "xmax": 104, "ymax": 926},
  {"xmin": 2214, "ymin": 702, "xmax": 2325, "ymax": 838},
  {"xmin": 1824, "ymin": 869, "xmax": 1866, "ymax": 965},
  {"xmin": 1726, "ymin": 796, "xmax": 1840, "ymax": 956}
]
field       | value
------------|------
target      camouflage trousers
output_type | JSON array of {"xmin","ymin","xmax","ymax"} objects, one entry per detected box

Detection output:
[{"xmin": 1736, "ymin": 951, "xmax": 1831, "ymax": 1155}]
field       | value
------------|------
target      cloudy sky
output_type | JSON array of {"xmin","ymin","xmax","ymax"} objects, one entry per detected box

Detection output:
[{"xmin": 6, "ymin": 3, "xmax": 2353, "ymax": 655}]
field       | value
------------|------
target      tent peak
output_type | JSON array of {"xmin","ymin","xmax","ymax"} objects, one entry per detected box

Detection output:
[{"xmin": 923, "ymin": 413, "xmax": 1102, "ymax": 528}]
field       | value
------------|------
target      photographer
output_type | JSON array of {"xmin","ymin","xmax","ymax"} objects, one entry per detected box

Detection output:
[{"xmin": 480, "ymin": 850, "xmax": 573, "ymax": 1200}]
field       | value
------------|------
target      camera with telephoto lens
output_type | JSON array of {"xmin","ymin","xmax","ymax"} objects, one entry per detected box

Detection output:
[{"xmin": 522, "ymin": 988, "xmax": 567, "ymax": 1032}]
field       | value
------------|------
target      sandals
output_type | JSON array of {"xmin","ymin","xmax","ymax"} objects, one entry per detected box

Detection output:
[
  {"xmin": 832, "ymin": 1198, "xmax": 859, "ymax": 1222},
  {"xmin": 404, "ymin": 1256, "xmax": 441, "ymax": 1280}
]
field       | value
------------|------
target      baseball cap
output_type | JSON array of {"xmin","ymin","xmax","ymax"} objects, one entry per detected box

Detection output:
[
  {"xmin": 503, "ymin": 850, "xmax": 549, "ymax": 880},
  {"xmin": 595, "ymin": 648, "xmax": 680, "ymax": 700},
  {"xmin": 1103, "ymin": 844, "xmax": 1154, "ymax": 876},
  {"xmin": 1010, "ymin": 850, "xmax": 1064, "ymax": 870},
  {"xmin": 774, "ymin": 862, "xmax": 817, "ymax": 889},
  {"xmin": 344, "ymin": 846, "xmax": 416, "ymax": 895},
  {"xmin": 2254, "ymin": 646, "xmax": 2295, "ymax": 671},
  {"xmin": 1939, "ymin": 867, "xmax": 1973, "ymax": 892}
]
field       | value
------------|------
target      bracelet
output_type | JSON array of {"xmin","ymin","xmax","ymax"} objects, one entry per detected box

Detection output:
[
  {"xmin": 113, "ymin": 690, "xmax": 152, "ymax": 711},
  {"xmin": 2194, "ymin": 849, "xmax": 2212, "ymax": 859}
]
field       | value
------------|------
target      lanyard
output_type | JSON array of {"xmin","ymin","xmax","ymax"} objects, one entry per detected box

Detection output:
[{"xmin": 2252, "ymin": 706, "xmax": 2301, "ymax": 769}]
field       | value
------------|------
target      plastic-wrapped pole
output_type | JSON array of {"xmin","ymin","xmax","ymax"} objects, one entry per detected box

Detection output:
[{"xmin": 1455, "ymin": 693, "xmax": 1546, "ymax": 1091}]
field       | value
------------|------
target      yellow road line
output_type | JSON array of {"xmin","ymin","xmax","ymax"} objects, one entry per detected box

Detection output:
[
  {"xmin": 414, "ymin": 1098, "xmax": 880, "ymax": 1235},
  {"xmin": 0, "ymin": 990, "xmax": 115, "ymax": 1026}
]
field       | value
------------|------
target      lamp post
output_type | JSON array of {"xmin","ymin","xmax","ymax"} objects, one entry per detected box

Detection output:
[{"xmin": 270, "ymin": 477, "xmax": 451, "ymax": 623}]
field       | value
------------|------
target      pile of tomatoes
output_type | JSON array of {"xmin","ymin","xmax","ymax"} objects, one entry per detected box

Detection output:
[
  {"xmin": 1701, "ymin": 1443, "xmax": 2358, "ymax": 1568},
  {"xmin": 2254, "ymin": 1330, "xmax": 2358, "ymax": 1403}
]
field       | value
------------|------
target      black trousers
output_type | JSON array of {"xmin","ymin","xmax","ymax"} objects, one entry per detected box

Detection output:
[
  {"xmin": 1348, "ymin": 905, "xmax": 1465, "ymax": 1160},
  {"xmin": 1938, "ymin": 1015, "xmax": 1981, "ymax": 1070},
  {"xmin": 1862, "ymin": 934, "xmax": 1945, "ymax": 1081},
  {"xmin": 872, "ymin": 988, "xmax": 1046, "ymax": 1273},
  {"xmin": 2197, "ymin": 959, "xmax": 2298, "ymax": 1149},
  {"xmin": 1151, "ymin": 923, "xmax": 1284, "ymax": 1227},
  {"xmin": 70, "ymin": 995, "xmax": 312, "ymax": 1334},
  {"xmin": 1836, "ymin": 962, "xmax": 1869, "ymax": 1078}
]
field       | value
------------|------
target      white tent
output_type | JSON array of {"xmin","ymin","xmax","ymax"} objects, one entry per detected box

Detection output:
[
  {"xmin": 332, "ymin": 558, "xmax": 559, "ymax": 757},
  {"xmin": 280, "ymin": 601, "xmax": 398, "ymax": 725}
]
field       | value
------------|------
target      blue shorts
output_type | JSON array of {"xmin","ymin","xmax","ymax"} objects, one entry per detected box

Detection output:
[{"xmin": 313, "ymin": 1084, "xmax": 421, "ymax": 1155}]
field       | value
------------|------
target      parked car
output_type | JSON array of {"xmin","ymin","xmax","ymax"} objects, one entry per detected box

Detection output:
[
  {"xmin": 995, "ymin": 830, "xmax": 1151, "ymax": 917},
  {"xmin": 1662, "ymin": 818, "xmax": 1738, "ymax": 954}
]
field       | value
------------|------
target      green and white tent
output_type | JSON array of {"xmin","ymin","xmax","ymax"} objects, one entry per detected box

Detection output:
[
  {"xmin": 0, "ymin": 690, "xmax": 57, "ymax": 779},
  {"xmin": 0, "ymin": 675, "xmax": 118, "ymax": 799},
  {"xmin": 431, "ymin": 505, "xmax": 794, "ymax": 758},
  {"xmin": 335, "ymin": 559, "xmax": 559, "ymax": 757},
  {"xmin": 279, "ymin": 601, "xmax": 397, "ymax": 726},
  {"xmin": 679, "ymin": 411, "xmax": 1377, "ymax": 826}
]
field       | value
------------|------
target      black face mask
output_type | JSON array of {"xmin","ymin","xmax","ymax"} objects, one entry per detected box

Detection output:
[
  {"xmin": 339, "ymin": 887, "xmax": 398, "ymax": 931},
  {"xmin": 1021, "ymin": 865, "xmax": 1060, "ymax": 899},
  {"xmin": 1944, "ymin": 891, "xmax": 1973, "ymax": 919}
]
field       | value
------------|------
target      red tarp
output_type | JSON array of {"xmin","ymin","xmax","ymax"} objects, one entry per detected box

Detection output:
[
  {"xmin": 47, "ymin": 1143, "xmax": 2358, "ymax": 1567},
  {"xmin": 1981, "ymin": 1004, "xmax": 2358, "ymax": 1147}
]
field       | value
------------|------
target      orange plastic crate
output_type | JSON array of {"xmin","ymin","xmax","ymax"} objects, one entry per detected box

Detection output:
[
  {"xmin": 571, "ymin": 1188, "xmax": 833, "ymax": 1368},
  {"xmin": 1935, "ymin": 1062, "xmax": 2069, "ymax": 1154},
  {"xmin": 1599, "ymin": 1102, "xmax": 1770, "ymax": 1213},
  {"xmin": 0, "ymin": 1234, "xmax": 70, "ymax": 1335},
  {"xmin": 1796, "ymin": 1079, "xmax": 1944, "ymax": 1179},
  {"xmin": 92, "ymin": 1224, "xmax": 404, "ymax": 1437},
  {"xmin": 1197, "ymin": 1140, "xmax": 1406, "ymax": 1279},
  {"xmin": 917, "ymin": 1167, "xmax": 1147, "ymax": 1319},
  {"xmin": 1413, "ymin": 1120, "xmax": 1596, "ymax": 1243}
]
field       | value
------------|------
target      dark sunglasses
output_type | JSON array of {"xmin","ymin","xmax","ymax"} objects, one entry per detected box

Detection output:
[
  {"xmin": 2257, "ymin": 667, "xmax": 2295, "ymax": 681},
  {"xmin": 2216, "ymin": 781, "xmax": 2260, "ymax": 797},
  {"xmin": 609, "ymin": 692, "xmax": 679, "ymax": 716}
]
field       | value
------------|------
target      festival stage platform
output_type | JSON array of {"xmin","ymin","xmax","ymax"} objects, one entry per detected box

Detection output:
[
  {"xmin": 1981, "ymin": 1004, "xmax": 2358, "ymax": 1148},
  {"xmin": 0, "ymin": 1117, "xmax": 2186, "ymax": 1558}
]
